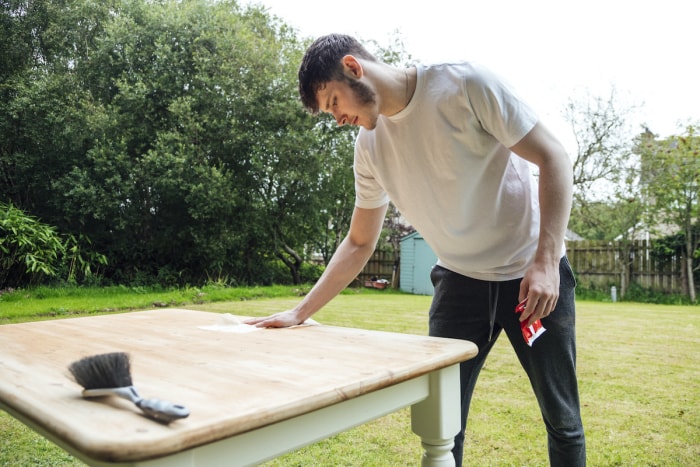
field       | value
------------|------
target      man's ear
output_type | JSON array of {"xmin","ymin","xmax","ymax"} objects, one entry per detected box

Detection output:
[{"xmin": 341, "ymin": 55, "xmax": 363, "ymax": 79}]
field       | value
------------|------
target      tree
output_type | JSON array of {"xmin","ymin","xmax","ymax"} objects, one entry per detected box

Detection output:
[
  {"xmin": 562, "ymin": 87, "xmax": 652, "ymax": 298},
  {"xmin": 564, "ymin": 87, "xmax": 639, "ymax": 206},
  {"xmin": 564, "ymin": 87, "xmax": 649, "ymax": 245},
  {"xmin": 0, "ymin": 0, "xmax": 110, "ymax": 219},
  {"xmin": 307, "ymin": 119, "xmax": 356, "ymax": 266},
  {"xmin": 637, "ymin": 124, "xmax": 700, "ymax": 302},
  {"xmin": 1, "ymin": 0, "xmax": 410, "ymax": 287}
]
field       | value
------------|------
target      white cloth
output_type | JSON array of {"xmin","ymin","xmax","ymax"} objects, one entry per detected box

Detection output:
[{"xmin": 199, "ymin": 314, "xmax": 320, "ymax": 333}]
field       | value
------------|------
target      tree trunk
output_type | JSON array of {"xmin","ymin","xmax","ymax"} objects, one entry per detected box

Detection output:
[
  {"xmin": 277, "ymin": 244, "xmax": 303, "ymax": 285},
  {"xmin": 686, "ymin": 235, "xmax": 696, "ymax": 303}
]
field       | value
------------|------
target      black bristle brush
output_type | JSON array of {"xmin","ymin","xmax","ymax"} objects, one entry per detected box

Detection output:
[{"xmin": 68, "ymin": 352, "xmax": 189, "ymax": 423}]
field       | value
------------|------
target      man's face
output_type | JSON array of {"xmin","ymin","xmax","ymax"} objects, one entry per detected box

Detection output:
[{"xmin": 315, "ymin": 77, "xmax": 378, "ymax": 130}]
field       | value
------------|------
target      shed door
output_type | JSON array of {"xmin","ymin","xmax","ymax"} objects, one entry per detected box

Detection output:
[{"xmin": 413, "ymin": 237, "xmax": 437, "ymax": 296}]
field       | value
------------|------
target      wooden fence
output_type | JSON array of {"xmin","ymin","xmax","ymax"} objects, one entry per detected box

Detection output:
[
  {"xmin": 356, "ymin": 240, "xmax": 686, "ymax": 294},
  {"xmin": 357, "ymin": 250, "xmax": 398, "ymax": 288},
  {"xmin": 566, "ymin": 240, "xmax": 683, "ymax": 293}
]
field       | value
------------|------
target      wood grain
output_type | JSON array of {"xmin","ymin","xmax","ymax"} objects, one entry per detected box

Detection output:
[{"xmin": 0, "ymin": 309, "xmax": 477, "ymax": 462}]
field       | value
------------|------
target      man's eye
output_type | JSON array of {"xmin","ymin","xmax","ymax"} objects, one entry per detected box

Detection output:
[{"xmin": 332, "ymin": 97, "xmax": 337, "ymax": 107}]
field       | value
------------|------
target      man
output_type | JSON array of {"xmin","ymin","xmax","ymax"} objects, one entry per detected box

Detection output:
[{"xmin": 245, "ymin": 34, "xmax": 585, "ymax": 466}]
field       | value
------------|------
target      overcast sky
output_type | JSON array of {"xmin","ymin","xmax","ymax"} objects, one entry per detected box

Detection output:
[{"xmin": 250, "ymin": 0, "xmax": 699, "ymax": 154}]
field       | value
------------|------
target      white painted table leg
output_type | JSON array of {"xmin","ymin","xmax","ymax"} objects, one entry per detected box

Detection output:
[
  {"xmin": 419, "ymin": 438, "xmax": 456, "ymax": 466},
  {"xmin": 411, "ymin": 363, "xmax": 461, "ymax": 467}
]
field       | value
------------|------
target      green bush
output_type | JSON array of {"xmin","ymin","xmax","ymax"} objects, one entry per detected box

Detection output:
[
  {"xmin": 0, "ymin": 202, "xmax": 64, "ymax": 288},
  {"xmin": 0, "ymin": 202, "xmax": 107, "ymax": 289}
]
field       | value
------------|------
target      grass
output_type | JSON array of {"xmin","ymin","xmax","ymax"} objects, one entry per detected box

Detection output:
[
  {"xmin": 1, "ymin": 287, "xmax": 699, "ymax": 466},
  {"xmin": 0, "ymin": 284, "xmax": 310, "ymax": 323}
]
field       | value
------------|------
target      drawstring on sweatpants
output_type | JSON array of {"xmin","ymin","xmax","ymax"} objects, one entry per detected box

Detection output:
[{"xmin": 488, "ymin": 282, "xmax": 500, "ymax": 342}]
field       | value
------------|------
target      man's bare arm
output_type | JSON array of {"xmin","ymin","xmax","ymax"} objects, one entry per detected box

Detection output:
[
  {"xmin": 244, "ymin": 204, "xmax": 388, "ymax": 328},
  {"xmin": 509, "ymin": 122, "xmax": 573, "ymax": 324}
]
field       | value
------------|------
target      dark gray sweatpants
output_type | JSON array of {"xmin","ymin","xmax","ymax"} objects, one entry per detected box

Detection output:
[{"xmin": 428, "ymin": 257, "xmax": 586, "ymax": 467}]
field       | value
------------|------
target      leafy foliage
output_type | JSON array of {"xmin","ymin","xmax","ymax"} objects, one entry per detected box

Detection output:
[
  {"xmin": 1, "ymin": 0, "xmax": 356, "ymax": 286},
  {"xmin": 0, "ymin": 202, "xmax": 106, "ymax": 288},
  {"xmin": 563, "ymin": 87, "xmax": 698, "ymax": 300},
  {"xmin": 636, "ymin": 125, "xmax": 700, "ymax": 301},
  {"xmin": 0, "ymin": 202, "xmax": 63, "ymax": 285}
]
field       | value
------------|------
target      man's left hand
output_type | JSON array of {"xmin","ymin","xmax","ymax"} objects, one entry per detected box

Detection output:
[{"xmin": 518, "ymin": 260, "xmax": 560, "ymax": 325}]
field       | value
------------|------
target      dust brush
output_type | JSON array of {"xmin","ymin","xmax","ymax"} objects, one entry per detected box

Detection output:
[{"xmin": 68, "ymin": 352, "xmax": 189, "ymax": 423}]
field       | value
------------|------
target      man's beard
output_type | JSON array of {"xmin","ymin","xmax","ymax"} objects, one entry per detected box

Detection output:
[
  {"xmin": 347, "ymin": 78, "xmax": 377, "ymax": 128},
  {"xmin": 347, "ymin": 77, "xmax": 376, "ymax": 106}
]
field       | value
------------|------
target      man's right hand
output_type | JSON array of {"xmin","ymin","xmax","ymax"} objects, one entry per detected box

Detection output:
[{"xmin": 243, "ymin": 310, "xmax": 305, "ymax": 328}]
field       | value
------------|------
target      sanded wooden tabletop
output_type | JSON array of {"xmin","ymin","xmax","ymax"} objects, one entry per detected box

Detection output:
[{"xmin": 0, "ymin": 308, "xmax": 477, "ymax": 463}]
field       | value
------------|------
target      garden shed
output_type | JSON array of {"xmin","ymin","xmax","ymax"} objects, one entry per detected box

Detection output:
[{"xmin": 399, "ymin": 231, "xmax": 438, "ymax": 295}]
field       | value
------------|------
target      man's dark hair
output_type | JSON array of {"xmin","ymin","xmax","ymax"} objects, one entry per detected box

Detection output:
[{"xmin": 298, "ymin": 34, "xmax": 377, "ymax": 114}]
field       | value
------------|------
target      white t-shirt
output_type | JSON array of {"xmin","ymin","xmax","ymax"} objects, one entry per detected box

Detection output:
[{"xmin": 354, "ymin": 62, "xmax": 541, "ymax": 281}]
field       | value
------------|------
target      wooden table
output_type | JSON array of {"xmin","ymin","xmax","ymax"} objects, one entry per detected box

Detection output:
[{"xmin": 0, "ymin": 309, "xmax": 477, "ymax": 466}]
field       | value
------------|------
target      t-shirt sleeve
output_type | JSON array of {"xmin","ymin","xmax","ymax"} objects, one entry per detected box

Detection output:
[
  {"xmin": 353, "ymin": 142, "xmax": 390, "ymax": 209},
  {"xmin": 464, "ymin": 64, "xmax": 538, "ymax": 148}
]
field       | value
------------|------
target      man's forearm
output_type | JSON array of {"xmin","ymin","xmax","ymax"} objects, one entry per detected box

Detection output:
[
  {"xmin": 292, "ymin": 236, "xmax": 377, "ymax": 321},
  {"xmin": 292, "ymin": 204, "xmax": 388, "ymax": 321},
  {"xmin": 534, "ymin": 151, "xmax": 573, "ymax": 266},
  {"xmin": 510, "ymin": 122, "xmax": 573, "ymax": 266}
]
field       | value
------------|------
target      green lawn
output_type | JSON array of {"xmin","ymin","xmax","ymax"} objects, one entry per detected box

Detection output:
[{"xmin": 1, "ymin": 289, "xmax": 698, "ymax": 466}]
